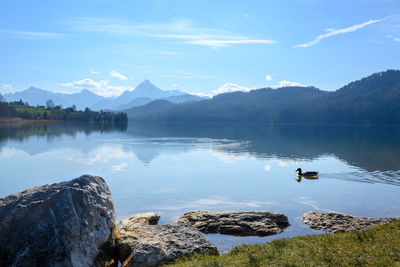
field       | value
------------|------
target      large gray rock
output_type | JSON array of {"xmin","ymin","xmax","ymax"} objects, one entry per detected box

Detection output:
[
  {"xmin": 302, "ymin": 211, "xmax": 400, "ymax": 233},
  {"xmin": 177, "ymin": 210, "xmax": 290, "ymax": 236},
  {"xmin": 0, "ymin": 175, "xmax": 117, "ymax": 267},
  {"xmin": 117, "ymin": 214, "xmax": 218, "ymax": 267}
]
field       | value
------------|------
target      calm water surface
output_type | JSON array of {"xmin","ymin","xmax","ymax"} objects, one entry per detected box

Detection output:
[{"xmin": 1, "ymin": 122, "xmax": 400, "ymax": 252}]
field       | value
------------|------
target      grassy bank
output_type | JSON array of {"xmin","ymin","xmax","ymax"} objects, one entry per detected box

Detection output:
[{"xmin": 167, "ymin": 222, "xmax": 400, "ymax": 267}]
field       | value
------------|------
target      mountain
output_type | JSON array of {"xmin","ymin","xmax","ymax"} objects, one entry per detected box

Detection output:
[
  {"xmin": 164, "ymin": 94, "xmax": 205, "ymax": 104},
  {"xmin": 126, "ymin": 86, "xmax": 326, "ymax": 122},
  {"xmin": 125, "ymin": 99, "xmax": 176, "ymax": 119},
  {"xmin": 279, "ymin": 70, "xmax": 400, "ymax": 124},
  {"xmin": 3, "ymin": 80, "xmax": 205, "ymax": 111},
  {"xmin": 126, "ymin": 70, "xmax": 400, "ymax": 124},
  {"xmin": 91, "ymin": 80, "xmax": 204, "ymax": 110},
  {"xmin": 113, "ymin": 93, "xmax": 205, "ymax": 110},
  {"xmin": 4, "ymin": 87, "xmax": 104, "ymax": 110}
]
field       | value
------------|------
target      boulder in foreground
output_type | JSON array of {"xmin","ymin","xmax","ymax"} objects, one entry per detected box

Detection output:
[
  {"xmin": 117, "ymin": 213, "xmax": 218, "ymax": 267},
  {"xmin": 0, "ymin": 175, "xmax": 116, "ymax": 267},
  {"xmin": 178, "ymin": 210, "xmax": 290, "ymax": 236},
  {"xmin": 302, "ymin": 211, "xmax": 400, "ymax": 232}
]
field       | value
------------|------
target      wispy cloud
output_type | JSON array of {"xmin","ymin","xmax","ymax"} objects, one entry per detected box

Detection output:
[
  {"xmin": 278, "ymin": 80, "xmax": 306, "ymax": 87},
  {"xmin": 110, "ymin": 70, "xmax": 128, "ymax": 80},
  {"xmin": 61, "ymin": 78, "xmax": 133, "ymax": 97},
  {"xmin": 186, "ymin": 39, "xmax": 275, "ymax": 47},
  {"xmin": 388, "ymin": 34, "xmax": 400, "ymax": 42},
  {"xmin": 69, "ymin": 17, "xmax": 276, "ymax": 48},
  {"xmin": 265, "ymin": 74, "xmax": 273, "ymax": 81},
  {"xmin": 294, "ymin": 16, "xmax": 391, "ymax": 48},
  {"xmin": 0, "ymin": 29, "xmax": 67, "ymax": 40}
]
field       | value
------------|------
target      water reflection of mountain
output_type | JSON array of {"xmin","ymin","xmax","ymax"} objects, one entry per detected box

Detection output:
[
  {"xmin": 1, "ymin": 122, "xmax": 400, "ymax": 173},
  {"xmin": 125, "ymin": 123, "xmax": 400, "ymax": 172}
]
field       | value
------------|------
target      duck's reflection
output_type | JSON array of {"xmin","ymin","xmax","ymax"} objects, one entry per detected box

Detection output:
[{"xmin": 296, "ymin": 176, "xmax": 319, "ymax": 183}]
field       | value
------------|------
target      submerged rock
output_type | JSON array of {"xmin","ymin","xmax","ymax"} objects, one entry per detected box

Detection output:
[
  {"xmin": 117, "ymin": 214, "xmax": 218, "ymax": 267},
  {"xmin": 0, "ymin": 175, "xmax": 117, "ymax": 267},
  {"xmin": 177, "ymin": 210, "xmax": 290, "ymax": 236},
  {"xmin": 302, "ymin": 211, "xmax": 400, "ymax": 233}
]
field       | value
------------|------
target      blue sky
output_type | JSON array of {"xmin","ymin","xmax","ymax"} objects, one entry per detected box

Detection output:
[{"xmin": 1, "ymin": 0, "xmax": 400, "ymax": 97}]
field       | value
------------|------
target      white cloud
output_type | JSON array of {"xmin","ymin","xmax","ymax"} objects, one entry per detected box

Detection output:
[
  {"xmin": 110, "ymin": 70, "xmax": 128, "ymax": 80},
  {"xmin": 0, "ymin": 29, "xmax": 67, "ymax": 40},
  {"xmin": 244, "ymin": 14, "xmax": 249, "ymax": 18},
  {"xmin": 70, "ymin": 18, "xmax": 276, "ymax": 48},
  {"xmin": 0, "ymin": 148, "xmax": 17, "ymax": 158},
  {"xmin": 212, "ymin": 83, "xmax": 251, "ymax": 96},
  {"xmin": 264, "ymin": 165, "xmax": 271, "ymax": 172},
  {"xmin": 277, "ymin": 159, "xmax": 299, "ymax": 167},
  {"xmin": 211, "ymin": 151, "xmax": 248, "ymax": 163},
  {"xmin": 278, "ymin": 80, "xmax": 306, "ymax": 87},
  {"xmin": 388, "ymin": 35, "xmax": 400, "ymax": 42},
  {"xmin": 1, "ymin": 84, "xmax": 16, "ymax": 93},
  {"xmin": 61, "ymin": 78, "xmax": 133, "ymax": 97},
  {"xmin": 265, "ymin": 74, "xmax": 273, "ymax": 81},
  {"xmin": 294, "ymin": 16, "xmax": 391, "ymax": 48},
  {"xmin": 154, "ymin": 198, "xmax": 274, "ymax": 210},
  {"xmin": 63, "ymin": 145, "xmax": 134, "ymax": 165},
  {"xmin": 186, "ymin": 39, "xmax": 275, "ymax": 48},
  {"xmin": 191, "ymin": 92, "xmax": 212, "ymax": 98},
  {"xmin": 111, "ymin": 163, "xmax": 128, "ymax": 173},
  {"xmin": 90, "ymin": 70, "xmax": 101, "ymax": 75}
]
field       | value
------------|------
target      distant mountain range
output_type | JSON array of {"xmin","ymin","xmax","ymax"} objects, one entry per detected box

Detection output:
[
  {"xmin": 4, "ymin": 70, "xmax": 400, "ymax": 124},
  {"xmin": 126, "ymin": 70, "xmax": 400, "ymax": 124},
  {"xmin": 3, "ymin": 80, "xmax": 205, "ymax": 111}
]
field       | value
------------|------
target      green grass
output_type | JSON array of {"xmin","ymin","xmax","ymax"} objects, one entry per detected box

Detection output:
[{"xmin": 167, "ymin": 222, "xmax": 400, "ymax": 267}]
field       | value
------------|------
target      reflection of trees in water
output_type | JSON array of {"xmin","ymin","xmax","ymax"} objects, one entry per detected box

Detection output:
[
  {"xmin": 1, "ymin": 122, "xmax": 399, "ymax": 184},
  {"xmin": 125, "ymin": 123, "xmax": 400, "ymax": 173},
  {"xmin": 0, "ymin": 122, "xmax": 127, "ymax": 144}
]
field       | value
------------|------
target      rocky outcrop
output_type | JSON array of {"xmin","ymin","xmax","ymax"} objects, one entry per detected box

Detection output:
[
  {"xmin": 178, "ymin": 211, "xmax": 290, "ymax": 236},
  {"xmin": 117, "ymin": 213, "xmax": 218, "ymax": 267},
  {"xmin": 302, "ymin": 211, "xmax": 400, "ymax": 233},
  {"xmin": 0, "ymin": 175, "xmax": 117, "ymax": 267}
]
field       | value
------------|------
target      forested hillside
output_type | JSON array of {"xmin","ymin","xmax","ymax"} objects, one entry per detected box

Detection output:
[{"xmin": 126, "ymin": 70, "xmax": 400, "ymax": 124}]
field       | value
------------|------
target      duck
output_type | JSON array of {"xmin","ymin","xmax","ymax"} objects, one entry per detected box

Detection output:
[{"xmin": 295, "ymin": 168, "xmax": 318, "ymax": 177}]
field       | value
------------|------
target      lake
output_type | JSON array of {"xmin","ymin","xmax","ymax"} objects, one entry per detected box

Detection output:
[{"xmin": 1, "ymin": 122, "xmax": 400, "ymax": 252}]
